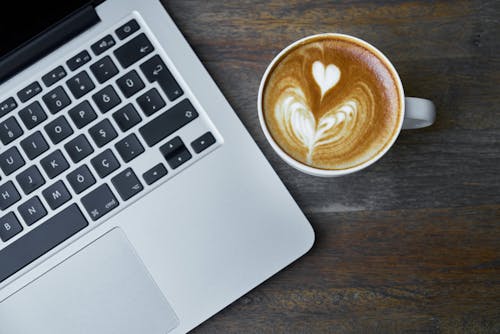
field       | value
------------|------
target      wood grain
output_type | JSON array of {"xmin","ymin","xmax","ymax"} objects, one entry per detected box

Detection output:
[{"xmin": 161, "ymin": 0, "xmax": 500, "ymax": 332}]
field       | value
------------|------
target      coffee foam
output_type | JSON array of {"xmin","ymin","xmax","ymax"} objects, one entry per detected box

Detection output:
[{"xmin": 263, "ymin": 35, "xmax": 402, "ymax": 170}]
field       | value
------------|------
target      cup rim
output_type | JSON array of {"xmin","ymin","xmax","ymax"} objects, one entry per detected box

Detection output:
[{"xmin": 257, "ymin": 33, "xmax": 406, "ymax": 177}]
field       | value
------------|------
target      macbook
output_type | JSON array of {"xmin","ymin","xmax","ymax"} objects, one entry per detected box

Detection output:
[{"xmin": 0, "ymin": 0, "xmax": 314, "ymax": 332}]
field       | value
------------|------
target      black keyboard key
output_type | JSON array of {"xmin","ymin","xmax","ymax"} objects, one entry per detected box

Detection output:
[
  {"xmin": 139, "ymin": 99, "xmax": 198, "ymax": 147},
  {"xmin": 191, "ymin": 132, "xmax": 216, "ymax": 153},
  {"xmin": 114, "ymin": 33, "xmax": 154, "ymax": 68},
  {"xmin": 68, "ymin": 101, "xmax": 97, "ymax": 129},
  {"xmin": 116, "ymin": 70, "xmax": 145, "ymax": 98},
  {"xmin": 20, "ymin": 131, "xmax": 49, "ymax": 160},
  {"xmin": 40, "ymin": 150, "xmax": 69, "ymax": 179},
  {"xmin": 0, "ymin": 213, "xmax": 22, "ymax": 242},
  {"xmin": 16, "ymin": 166, "xmax": 45, "ymax": 195},
  {"xmin": 17, "ymin": 81, "xmax": 42, "ymax": 103},
  {"xmin": 43, "ymin": 86, "xmax": 71, "ymax": 114},
  {"xmin": 67, "ymin": 165, "xmax": 96, "ymax": 194},
  {"xmin": 116, "ymin": 19, "xmax": 140, "ymax": 40},
  {"xmin": 159, "ymin": 136, "xmax": 183, "ymax": 157},
  {"xmin": 143, "ymin": 163, "xmax": 167, "ymax": 185},
  {"xmin": 89, "ymin": 119, "xmax": 117, "ymax": 147},
  {"xmin": 160, "ymin": 137, "xmax": 192, "ymax": 169},
  {"xmin": 137, "ymin": 88, "xmax": 165, "ymax": 116},
  {"xmin": 45, "ymin": 116, "xmax": 73, "ymax": 144},
  {"xmin": 92, "ymin": 85, "xmax": 121, "ymax": 113},
  {"xmin": 0, "ymin": 181, "xmax": 21, "ymax": 210},
  {"xmin": 112, "ymin": 168, "xmax": 143, "ymax": 201},
  {"xmin": 91, "ymin": 149, "xmax": 120, "ymax": 178},
  {"xmin": 90, "ymin": 56, "xmax": 118, "ymax": 84},
  {"xmin": 163, "ymin": 146, "xmax": 192, "ymax": 170},
  {"xmin": 18, "ymin": 196, "xmax": 47, "ymax": 226},
  {"xmin": 0, "ymin": 116, "xmax": 23, "ymax": 145},
  {"xmin": 113, "ymin": 104, "xmax": 141, "ymax": 132},
  {"xmin": 19, "ymin": 101, "xmax": 47, "ymax": 130},
  {"xmin": 42, "ymin": 66, "xmax": 66, "ymax": 87},
  {"xmin": 115, "ymin": 134, "xmax": 144, "ymax": 163},
  {"xmin": 0, "ymin": 97, "xmax": 17, "ymax": 118},
  {"xmin": 42, "ymin": 181, "xmax": 71, "ymax": 210},
  {"xmin": 81, "ymin": 184, "xmax": 118, "ymax": 221},
  {"xmin": 67, "ymin": 50, "xmax": 91, "ymax": 71},
  {"xmin": 0, "ymin": 147, "xmax": 25, "ymax": 176},
  {"xmin": 64, "ymin": 134, "xmax": 94, "ymax": 163},
  {"xmin": 0, "ymin": 204, "xmax": 88, "ymax": 283},
  {"xmin": 140, "ymin": 55, "xmax": 183, "ymax": 101},
  {"xmin": 66, "ymin": 71, "xmax": 95, "ymax": 99},
  {"xmin": 91, "ymin": 34, "xmax": 116, "ymax": 56}
]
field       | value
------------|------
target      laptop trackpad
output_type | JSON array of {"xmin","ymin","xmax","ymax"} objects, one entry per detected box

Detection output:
[{"xmin": 0, "ymin": 228, "xmax": 179, "ymax": 334}]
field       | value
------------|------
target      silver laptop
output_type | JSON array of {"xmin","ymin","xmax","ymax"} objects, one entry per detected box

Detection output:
[{"xmin": 0, "ymin": 0, "xmax": 314, "ymax": 332}]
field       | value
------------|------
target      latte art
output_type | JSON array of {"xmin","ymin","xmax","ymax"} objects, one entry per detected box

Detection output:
[
  {"xmin": 312, "ymin": 61, "xmax": 340, "ymax": 98},
  {"xmin": 263, "ymin": 35, "xmax": 402, "ymax": 170},
  {"xmin": 275, "ymin": 86, "xmax": 357, "ymax": 164},
  {"xmin": 275, "ymin": 61, "xmax": 379, "ymax": 165}
]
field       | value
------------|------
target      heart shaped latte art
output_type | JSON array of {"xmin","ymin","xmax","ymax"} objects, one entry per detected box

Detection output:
[
  {"xmin": 274, "ymin": 87, "xmax": 357, "ymax": 164},
  {"xmin": 312, "ymin": 61, "xmax": 341, "ymax": 98}
]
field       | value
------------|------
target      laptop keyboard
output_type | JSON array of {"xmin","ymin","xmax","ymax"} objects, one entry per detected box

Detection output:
[{"xmin": 0, "ymin": 16, "xmax": 220, "ymax": 283}]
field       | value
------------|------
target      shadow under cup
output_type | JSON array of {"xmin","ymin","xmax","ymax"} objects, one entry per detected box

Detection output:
[{"xmin": 258, "ymin": 33, "xmax": 406, "ymax": 177}]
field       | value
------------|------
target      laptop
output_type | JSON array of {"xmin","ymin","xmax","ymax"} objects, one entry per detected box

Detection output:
[{"xmin": 0, "ymin": 0, "xmax": 314, "ymax": 332}]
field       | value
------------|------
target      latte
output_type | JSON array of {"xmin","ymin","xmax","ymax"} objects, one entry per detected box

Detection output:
[{"xmin": 262, "ymin": 35, "xmax": 403, "ymax": 170}]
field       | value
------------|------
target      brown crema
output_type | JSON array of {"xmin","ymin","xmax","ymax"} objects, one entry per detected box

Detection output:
[{"xmin": 262, "ymin": 35, "xmax": 402, "ymax": 170}]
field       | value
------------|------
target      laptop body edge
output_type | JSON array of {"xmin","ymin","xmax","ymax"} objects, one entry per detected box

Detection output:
[{"xmin": 0, "ymin": 0, "xmax": 315, "ymax": 332}]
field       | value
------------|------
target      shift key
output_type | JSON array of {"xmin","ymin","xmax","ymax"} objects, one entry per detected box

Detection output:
[
  {"xmin": 81, "ymin": 184, "xmax": 119, "ymax": 221},
  {"xmin": 139, "ymin": 99, "xmax": 198, "ymax": 147},
  {"xmin": 0, "ymin": 204, "xmax": 88, "ymax": 283}
]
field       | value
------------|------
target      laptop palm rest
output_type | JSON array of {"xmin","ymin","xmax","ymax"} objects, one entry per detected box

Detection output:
[{"xmin": 0, "ymin": 228, "xmax": 179, "ymax": 334}]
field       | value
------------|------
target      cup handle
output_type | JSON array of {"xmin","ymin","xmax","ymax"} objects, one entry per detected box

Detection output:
[{"xmin": 402, "ymin": 97, "xmax": 436, "ymax": 129}]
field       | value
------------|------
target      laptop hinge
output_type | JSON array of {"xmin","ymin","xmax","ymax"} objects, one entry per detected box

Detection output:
[{"xmin": 0, "ymin": 5, "xmax": 101, "ymax": 84}]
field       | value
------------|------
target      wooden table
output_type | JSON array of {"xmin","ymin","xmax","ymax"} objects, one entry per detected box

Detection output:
[{"xmin": 162, "ymin": 1, "xmax": 500, "ymax": 332}]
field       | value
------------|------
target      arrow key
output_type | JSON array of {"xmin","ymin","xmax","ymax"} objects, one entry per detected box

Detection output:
[
  {"xmin": 161, "ymin": 145, "xmax": 192, "ymax": 170},
  {"xmin": 191, "ymin": 132, "xmax": 216, "ymax": 153},
  {"xmin": 143, "ymin": 163, "xmax": 168, "ymax": 185}
]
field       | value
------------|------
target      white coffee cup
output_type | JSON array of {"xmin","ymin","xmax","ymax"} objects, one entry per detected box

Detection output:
[{"xmin": 257, "ymin": 33, "xmax": 436, "ymax": 177}]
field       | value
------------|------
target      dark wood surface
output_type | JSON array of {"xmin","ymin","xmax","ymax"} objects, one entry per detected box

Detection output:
[{"xmin": 161, "ymin": 1, "xmax": 500, "ymax": 332}]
